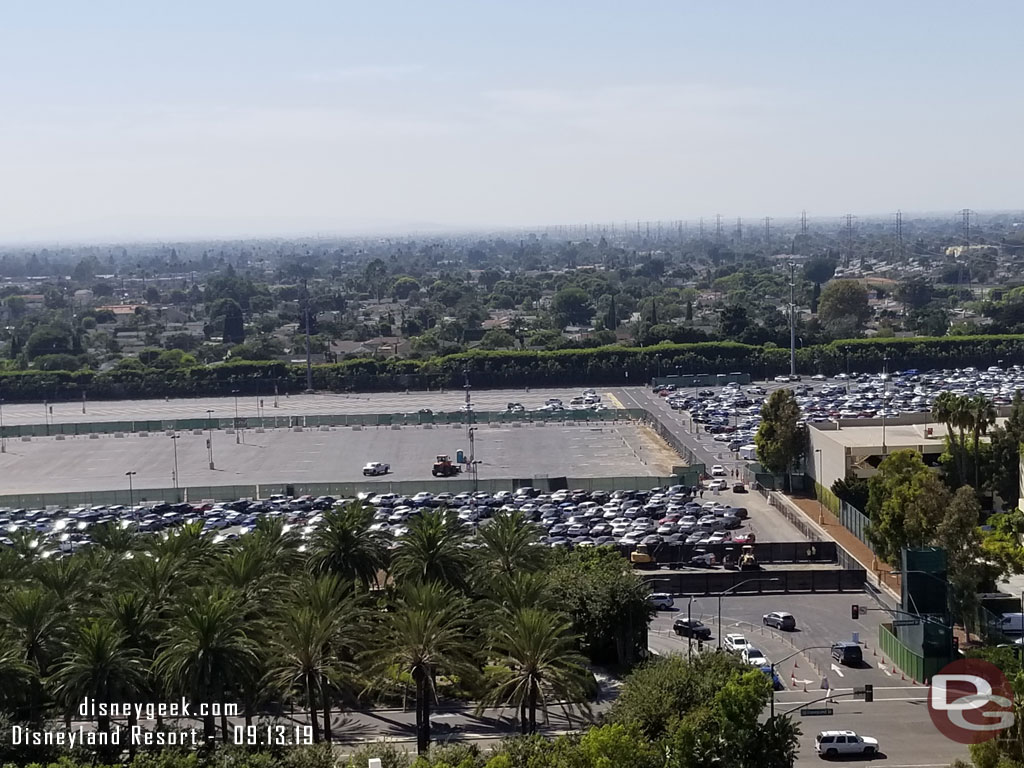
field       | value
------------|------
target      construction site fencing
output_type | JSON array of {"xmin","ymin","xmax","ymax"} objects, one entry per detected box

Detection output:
[
  {"xmin": 644, "ymin": 568, "xmax": 866, "ymax": 596},
  {"xmin": 0, "ymin": 408, "xmax": 649, "ymax": 438},
  {"xmin": 0, "ymin": 475, "xmax": 682, "ymax": 510}
]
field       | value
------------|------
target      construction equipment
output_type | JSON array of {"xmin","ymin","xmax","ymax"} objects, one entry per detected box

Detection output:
[
  {"xmin": 738, "ymin": 545, "xmax": 760, "ymax": 571},
  {"xmin": 431, "ymin": 455, "xmax": 462, "ymax": 477},
  {"xmin": 630, "ymin": 543, "xmax": 656, "ymax": 569}
]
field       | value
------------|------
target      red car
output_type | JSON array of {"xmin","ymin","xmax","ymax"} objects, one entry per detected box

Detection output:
[{"xmin": 734, "ymin": 532, "xmax": 756, "ymax": 544}]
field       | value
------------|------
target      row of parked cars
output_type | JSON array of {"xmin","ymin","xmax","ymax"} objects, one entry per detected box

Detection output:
[{"xmin": 654, "ymin": 365, "xmax": 1024, "ymax": 442}]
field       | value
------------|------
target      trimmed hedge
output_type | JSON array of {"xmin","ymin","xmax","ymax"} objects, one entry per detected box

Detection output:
[{"xmin": 2, "ymin": 334, "xmax": 1024, "ymax": 402}]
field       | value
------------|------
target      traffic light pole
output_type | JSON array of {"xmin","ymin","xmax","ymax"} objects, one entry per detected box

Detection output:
[{"xmin": 768, "ymin": 645, "xmax": 835, "ymax": 718}]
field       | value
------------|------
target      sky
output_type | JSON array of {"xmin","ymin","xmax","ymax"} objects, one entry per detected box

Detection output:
[{"xmin": 1, "ymin": 1, "xmax": 1021, "ymax": 242}]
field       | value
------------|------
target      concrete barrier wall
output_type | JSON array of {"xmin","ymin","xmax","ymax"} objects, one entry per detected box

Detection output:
[{"xmin": 644, "ymin": 568, "xmax": 867, "ymax": 596}]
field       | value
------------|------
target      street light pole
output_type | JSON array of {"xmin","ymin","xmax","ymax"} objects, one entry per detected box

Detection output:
[
  {"xmin": 170, "ymin": 434, "xmax": 180, "ymax": 492},
  {"xmin": 718, "ymin": 578, "xmax": 781, "ymax": 649},
  {"xmin": 0, "ymin": 395, "xmax": 5, "ymax": 454},
  {"xmin": 125, "ymin": 471, "xmax": 137, "ymax": 516},
  {"xmin": 206, "ymin": 409, "xmax": 216, "ymax": 470},
  {"xmin": 789, "ymin": 261, "xmax": 796, "ymax": 378},
  {"xmin": 768, "ymin": 645, "xmax": 836, "ymax": 718},
  {"xmin": 232, "ymin": 389, "xmax": 241, "ymax": 444}
]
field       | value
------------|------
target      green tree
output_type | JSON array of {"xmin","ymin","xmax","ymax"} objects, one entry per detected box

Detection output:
[
  {"xmin": 817, "ymin": 280, "xmax": 871, "ymax": 335},
  {"xmin": 547, "ymin": 548, "xmax": 651, "ymax": 667},
  {"xmin": 390, "ymin": 509, "xmax": 473, "ymax": 589},
  {"xmin": 803, "ymin": 256, "xmax": 838, "ymax": 285},
  {"xmin": 392, "ymin": 277, "xmax": 421, "ymax": 300},
  {"xmin": 368, "ymin": 582, "xmax": 476, "ymax": 753},
  {"xmin": 754, "ymin": 388, "xmax": 804, "ymax": 475},
  {"xmin": 50, "ymin": 620, "xmax": 146, "ymax": 739},
  {"xmin": 987, "ymin": 391, "xmax": 1024, "ymax": 508},
  {"xmin": 935, "ymin": 487, "xmax": 985, "ymax": 628},
  {"xmin": 309, "ymin": 502, "xmax": 389, "ymax": 589},
  {"xmin": 476, "ymin": 510, "xmax": 547, "ymax": 579},
  {"xmin": 154, "ymin": 589, "xmax": 259, "ymax": 740},
  {"xmin": 866, "ymin": 450, "xmax": 951, "ymax": 564},
  {"xmin": 968, "ymin": 394, "xmax": 997, "ymax": 489},
  {"xmin": 480, "ymin": 329, "xmax": 516, "ymax": 349},
  {"xmin": 550, "ymin": 287, "xmax": 593, "ymax": 329},
  {"xmin": 895, "ymin": 277, "xmax": 933, "ymax": 309},
  {"xmin": 477, "ymin": 608, "xmax": 591, "ymax": 733}
]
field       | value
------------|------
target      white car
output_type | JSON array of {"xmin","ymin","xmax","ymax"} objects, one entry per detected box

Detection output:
[
  {"xmin": 742, "ymin": 647, "xmax": 768, "ymax": 666},
  {"xmin": 650, "ymin": 592, "xmax": 675, "ymax": 610},
  {"xmin": 363, "ymin": 462, "xmax": 390, "ymax": 476},
  {"xmin": 710, "ymin": 465, "xmax": 726, "ymax": 477},
  {"xmin": 708, "ymin": 479, "xmax": 728, "ymax": 491},
  {"xmin": 724, "ymin": 633, "xmax": 749, "ymax": 653},
  {"xmin": 815, "ymin": 731, "xmax": 879, "ymax": 758}
]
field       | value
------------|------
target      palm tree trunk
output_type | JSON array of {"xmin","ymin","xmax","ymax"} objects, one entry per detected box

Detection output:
[
  {"xmin": 520, "ymin": 700, "xmax": 528, "ymax": 734},
  {"xmin": 321, "ymin": 679, "xmax": 333, "ymax": 743},
  {"xmin": 974, "ymin": 430, "xmax": 981, "ymax": 489},
  {"xmin": 528, "ymin": 680, "xmax": 538, "ymax": 734},
  {"xmin": 415, "ymin": 667, "xmax": 430, "ymax": 754},
  {"xmin": 307, "ymin": 672, "xmax": 321, "ymax": 743}
]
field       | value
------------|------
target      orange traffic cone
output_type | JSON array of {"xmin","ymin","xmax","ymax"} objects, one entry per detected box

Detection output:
[
  {"xmin": 901, "ymin": 672, "xmax": 906, "ymax": 681},
  {"xmin": 794, "ymin": 661, "xmax": 798, "ymax": 668},
  {"xmin": 891, "ymin": 665, "xmax": 897, "ymax": 675},
  {"xmin": 912, "ymin": 678, "xmax": 918, "ymax": 685},
  {"xmin": 803, "ymin": 683, "xmax": 808, "ymax": 692}
]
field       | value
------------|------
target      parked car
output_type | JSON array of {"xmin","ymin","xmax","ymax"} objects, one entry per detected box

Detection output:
[
  {"xmin": 742, "ymin": 647, "xmax": 768, "ymax": 666},
  {"xmin": 650, "ymin": 593, "xmax": 675, "ymax": 610},
  {"xmin": 724, "ymin": 633, "xmax": 750, "ymax": 653},
  {"xmin": 672, "ymin": 618, "xmax": 712, "ymax": 640},
  {"xmin": 732, "ymin": 483, "xmax": 747, "ymax": 493},
  {"xmin": 814, "ymin": 730, "xmax": 879, "ymax": 758},
  {"xmin": 762, "ymin": 611, "xmax": 796, "ymax": 630}
]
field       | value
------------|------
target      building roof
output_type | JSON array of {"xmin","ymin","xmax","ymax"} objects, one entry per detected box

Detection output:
[{"xmin": 810, "ymin": 417, "xmax": 1008, "ymax": 451}]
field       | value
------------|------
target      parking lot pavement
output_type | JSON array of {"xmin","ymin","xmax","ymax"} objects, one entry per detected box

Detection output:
[{"xmin": 0, "ymin": 423, "xmax": 671, "ymax": 494}]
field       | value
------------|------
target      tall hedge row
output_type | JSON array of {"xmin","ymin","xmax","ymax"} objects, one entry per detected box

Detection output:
[{"xmin": 1, "ymin": 334, "xmax": 1023, "ymax": 402}]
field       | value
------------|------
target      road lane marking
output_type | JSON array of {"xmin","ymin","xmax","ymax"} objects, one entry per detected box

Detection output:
[
  {"xmin": 830, "ymin": 664, "xmax": 845, "ymax": 678},
  {"xmin": 605, "ymin": 393, "xmax": 624, "ymax": 408}
]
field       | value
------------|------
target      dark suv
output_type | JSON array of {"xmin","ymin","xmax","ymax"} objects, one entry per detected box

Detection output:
[
  {"xmin": 831, "ymin": 642, "xmax": 863, "ymax": 666},
  {"xmin": 673, "ymin": 619, "xmax": 712, "ymax": 640}
]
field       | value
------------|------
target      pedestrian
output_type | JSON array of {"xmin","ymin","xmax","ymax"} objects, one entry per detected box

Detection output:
[{"xmin": 699, "ymin": 488, "xmax": 704, "ymax": 498}]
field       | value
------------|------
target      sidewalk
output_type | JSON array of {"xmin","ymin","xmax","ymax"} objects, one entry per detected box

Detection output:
[{"xmin": 785, "ymin": 495, "xmax": 902, "ymax": 597}]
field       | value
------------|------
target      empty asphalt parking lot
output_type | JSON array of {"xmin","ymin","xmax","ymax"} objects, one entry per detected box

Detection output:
[{"xmin": 0, "ymin": 422, "xmax": 678, "ymax": 494}]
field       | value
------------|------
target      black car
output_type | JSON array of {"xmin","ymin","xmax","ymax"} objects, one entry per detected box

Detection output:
[
  {"xmin": 732, "ymin": 483, "xmax": 747, "ymax": 493},
  {"xmin": 673, "ymin": 619, "xmax": 712, "ymax": 640},
  {"xmin": 418, "ymin": 408, "xmax": 433, "ymax": 415},
  {"xmin": 831, "ymin": 641, "xmax": 863, "ymax": 666}
]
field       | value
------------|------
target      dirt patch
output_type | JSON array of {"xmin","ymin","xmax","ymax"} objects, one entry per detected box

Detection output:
[{"xmin": 635, "ymin": 424, "xmax": 684, "ymax": 475}]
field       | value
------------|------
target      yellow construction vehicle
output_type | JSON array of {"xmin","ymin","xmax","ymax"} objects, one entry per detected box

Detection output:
[
  {"xmin": 630, "ymin": 543, "xmax": 656, "ymax": 568},
  {"xmin": 738, "ymin": 545, "xmax": 759, "ymax": 571}
]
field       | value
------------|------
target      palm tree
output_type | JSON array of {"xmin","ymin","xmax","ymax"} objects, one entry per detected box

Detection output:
[
  {"xmin": 0, "ymin": 642, "xmax": 35, "ymax": 717},
  {"xmin": 248, "ymin": 515, "xmax": 303, "ymax": 573},
  {"xmin": 287, "ymin": 573, "xmax": 367, "ymax": 741},
  {"xmin": 932, "ymin": 392, "xmax": 970, "ymax": 482},
  {"xmin": 32, "ymin": 556, "xmax": 94, "ymax": 609},
  {"xmin": 49, "ymin": 620, "xmax": 146, "ymax": 739},
  {"xmin": 89, "ymin": 521, "xmax": 139, "ymax": 554},
  {"xmin": 488, "ymin": 572, "xmax": 555, "ymax": 612},
  {"xmin": 390, "ymin": 509, "xmax": 473, "ymax": 589},
  {"xmin": 970, "ymin": 394, "xmax": 997, "ymax": 488},
  {"xmin": 950, "ymin": 394, "xmax": 975, "ymax": 481},
  {"xmin": 477, "ymin": 608, "xmax": 591, "ymax": 734},
  {"xmin": 268, "ymin": 607, "xmax": 338, "ymax": 743},
  {"xmin": 2, "ymin": 587, "xmax": 67, "ymax": 675},
  {"xmin": 309, "ymin": 501, "xmax": 388, "ymax": 588},
  {"xmin": 155, "ymin": 589, "xmax": 259, "ymax": 740},
  {"xmin": 367, "ymin": 582, "xmax": 476, "ymax": 753},
  {"xmin": 476, "ymin": 510, "xmax": 547, "ymax": 578}
]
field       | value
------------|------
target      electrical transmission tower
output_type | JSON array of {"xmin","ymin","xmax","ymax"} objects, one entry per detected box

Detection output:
[
  {"xmin": 800, "ymin": 210, "xmax": 808, "ymax": 236},
  {"xmin": 895, "ymin": 210, "xmax": 904, "ymax": 258},
  {"xmin": 764, "ymin": 216, "xmax": 772, "ymax": 251},
  {"xmin": 735, "ymin": 217, "xmax": 743, "ymax": 241},
  {"xmin": 960, "ymin": 208, "xmax": 973, "ymax": 245},
  {"xmin": 715, "ymin": 214, "xmax": 723, "ymax": 241},
  {"xmin": 843, "ymin": 214, "xmax": 856, "ymax": 268}
]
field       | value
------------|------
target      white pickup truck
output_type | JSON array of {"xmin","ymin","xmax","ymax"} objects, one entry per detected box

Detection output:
[{"xmin": 362, "ymin": 461, "xmax": 390, "ymax": 476}]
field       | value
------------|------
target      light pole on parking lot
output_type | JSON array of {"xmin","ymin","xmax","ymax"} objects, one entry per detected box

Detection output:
[
  {"xmin": 125, "ymin": 471, "xmax": 137, "ymax": 517},
  {"xmin": 815, "ymin": 448, "xmax": 824, "ymax": 524},
  {"xmin": 170, "ymin": 433, "xmax": 180, "ymax": 492},
  {"xmin": 717, "ymin": 578, "xmax": 781, "ymax": 649},
  {"xmin": 206, "ymin": 409, "xmax": 216, "ymax": 470}
]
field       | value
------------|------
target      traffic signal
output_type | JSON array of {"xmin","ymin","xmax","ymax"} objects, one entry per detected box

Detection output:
[
  {"xmin": 864, "ymin": 684, "xmax": 873, "ymax": 703},
  {"xmin": 851, "ymin": 604, "xmax": 859, "ymax": 620}
]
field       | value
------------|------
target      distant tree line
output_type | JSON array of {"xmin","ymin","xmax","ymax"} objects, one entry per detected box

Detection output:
[{"xmin": 2, "ymin": 335, "xmax": 1024, "ymax": 403}]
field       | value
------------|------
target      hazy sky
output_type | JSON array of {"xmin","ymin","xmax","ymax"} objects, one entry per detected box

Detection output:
[{"xmin": 2, "ymin": 1, "xmax": 1021, "ymax": 241}]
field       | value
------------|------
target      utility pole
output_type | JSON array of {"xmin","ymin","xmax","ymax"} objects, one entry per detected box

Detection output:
[
  {"xmin": 843, "ymin": 214, "xmax": 856, "ymax": 268},
  {"xmin": 464, "ymin": 370, "xmax": 478, "ymax": 491},
  {"xmin": 789, "ymin": 261, "xmax": 797, "ymax": 378},
  {"xmin": 895, "ymin": 210, "xmax": 904, "ymax": 258},
  {"xmin": 303, "ymin": 279, "xmax": 313, "ymax": 393},
  {"xmin": 206, "ymin": 409, "xmax": 216, "ymax": 470},
  {"xmin": 170, "ymin": 434, "xmax": 180, "ymax": 491}
]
